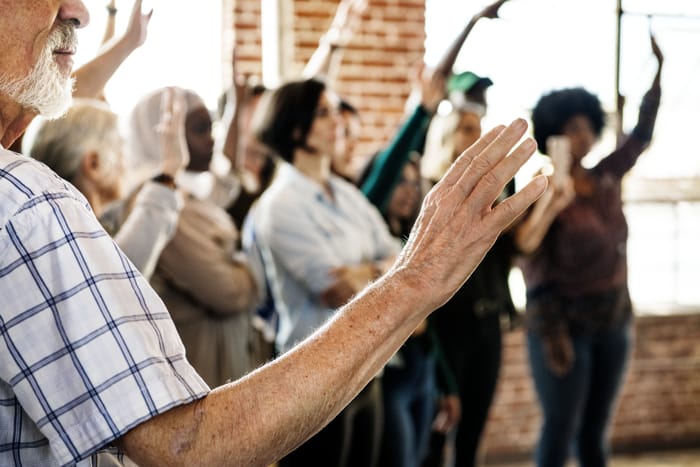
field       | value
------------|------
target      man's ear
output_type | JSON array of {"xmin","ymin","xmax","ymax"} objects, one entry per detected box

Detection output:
[{"xmin": 80, "ymin": 150, "xmax": 102, "ymax": 182}]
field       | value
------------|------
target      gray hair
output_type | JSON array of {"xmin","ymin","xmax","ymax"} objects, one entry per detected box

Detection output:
[{"xmin": 28, "ymin": 98, "xmax": 121, "ymax": 183}]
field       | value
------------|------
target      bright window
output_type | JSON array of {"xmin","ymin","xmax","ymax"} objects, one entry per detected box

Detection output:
[
  {"xmin": 426, "ymin": 0, "xmax": 700, "ymax": 311},
  {"xmin": 74, "ymin": 1, "xmax": 223, "ymax": 117}
]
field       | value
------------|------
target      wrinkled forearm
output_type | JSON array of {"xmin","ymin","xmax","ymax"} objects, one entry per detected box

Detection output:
[{"xmin": 118, "ymin": 269, "xmax": 427, "ymax": 466}]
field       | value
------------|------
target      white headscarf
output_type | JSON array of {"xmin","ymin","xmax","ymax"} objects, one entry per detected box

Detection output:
[{"xmin": 125, "ymin": 86, "xmax": 206, "ymax": 191}]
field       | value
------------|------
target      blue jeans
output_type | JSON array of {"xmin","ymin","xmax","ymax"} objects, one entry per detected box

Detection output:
[
  {"xmin": 527, "ymin": 322, "xmax": 632, "ymax": 467},
  {"xmin": 381, "ymin": 338, "xmax": 437, "ymax": 467}
]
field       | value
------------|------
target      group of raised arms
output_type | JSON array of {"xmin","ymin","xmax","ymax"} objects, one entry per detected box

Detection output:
[{"xmin": 1, "ymin": 0, "xmax": 662, "ymax": 466}]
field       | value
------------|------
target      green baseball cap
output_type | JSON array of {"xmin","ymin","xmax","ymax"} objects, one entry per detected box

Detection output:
[{"xmin": 447, "ymin": 71, "xmax": 493, "ymax": 94}]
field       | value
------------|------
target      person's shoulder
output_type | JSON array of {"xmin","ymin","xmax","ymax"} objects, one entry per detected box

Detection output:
[
  {"xmin": 0, "ymin": 149, "xmax": 88, "ymax": 227},
  {"xmin": 257, "ymin": 173, "xmax": 308, "ymax": 212},
  {"xmin": 332, "ymin": 174, "xmax": 375, "ymax": 208},
  {"xmin": 331, "ymin": 174, "xmax": 364, "ymax": 197}
]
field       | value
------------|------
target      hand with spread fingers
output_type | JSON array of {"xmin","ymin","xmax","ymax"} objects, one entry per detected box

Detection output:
[
  {"xmin": 124, "ymin": 0, "xmax": 153, "ymax": 50},
  {"xmin": 392, "ymin": 119, "xmax": 546, "ymax": 310}
]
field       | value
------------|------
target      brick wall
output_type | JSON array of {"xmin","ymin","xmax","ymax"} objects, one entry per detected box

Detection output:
[
  {"xmin": 225, "ymin": 2, "xmax": 700, "ymax": 460},
  {"xmin": 229, "ymin": 0, "xmax": 264, "ymax": 77},
  {"xmin": 229, "ymin": 0, "xmax": 425, "ymax": 158},
  {"xmin": 482, "ymin": 313, "xmax": 700, "ymax": 462}
]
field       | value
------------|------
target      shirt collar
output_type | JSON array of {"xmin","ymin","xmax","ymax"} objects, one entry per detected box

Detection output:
[{"xmin": 276, "ymin": 162, "xmax": 344, "ymax": 203}]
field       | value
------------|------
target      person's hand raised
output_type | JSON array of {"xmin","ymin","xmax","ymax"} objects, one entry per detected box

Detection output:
[
  {"xmin": 650, "ymin": 32, "xmax": 664, "ymax": 69},
  {"xmin": 124, "ymin": 0, "xmax": 153, "ymax": 50},
  {"xmin": 157, "ymin": 87, "xmax": 189, "ymax": 178},
  {"xmin": 325, "ymin": 0, "xmax": 368, "ymax": 47},
  {"xmin": 475, "ymin": 0, "xmax": 509, "ymax": 21},
  {"xmin": 392, "ymin": 119, "xmax": 546, "ymax": 310},
  {"xmin": 418, "ymin": 64, "xmax": 447, "ymax": 114}
]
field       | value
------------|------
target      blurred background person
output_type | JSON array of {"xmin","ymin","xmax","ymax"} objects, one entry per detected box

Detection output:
[
  {"xmin": 248, "ymin": 77, "xmax": 401, "ymax": 467},
  {"xmin": 514, "ymin": 32, "xmax": 663, "ymax": 467},
  {"xmin": 27, "ymin": 91, "xmax": 186, "ymax": 280},
  {"xmin": 127, "ymin": 86, "xmax": 260, "ymax": 386}
]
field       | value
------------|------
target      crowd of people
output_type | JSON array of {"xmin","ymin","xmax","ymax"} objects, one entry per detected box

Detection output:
[{"xmin": 0, "ymin": 0, "xmax": 662, "ymax": 466}]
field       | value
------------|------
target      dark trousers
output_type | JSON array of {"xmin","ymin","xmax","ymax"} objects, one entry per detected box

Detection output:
[
  {"xmin": 527, "ymin": 322, "xmax": 632, "ymax": 467},
  {"xmin": 424, "ymin": 312, "xmax": 502, "ymax": 467},
  {"xmin": 280, "ymin": 377, "xmax": 383, "ymax": 467}
]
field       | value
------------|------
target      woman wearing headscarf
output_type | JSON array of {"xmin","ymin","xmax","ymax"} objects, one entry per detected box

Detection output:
[{"xmin": 126, "ymin": 86, "xmax": 259, "ymax": 387}]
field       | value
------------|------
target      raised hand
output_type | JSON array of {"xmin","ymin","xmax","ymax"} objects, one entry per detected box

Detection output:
[
  {"xmin": 124, "ymin": 0, "xmax": 153, "ymax": 50},
  {"xmin": 650, "ymin": 31, "xmax": 664, "ymax": 70},
  {"xmin": 419, "ymin": 65, "xmax": 447, "ymax": 113},
  {"xmin": 231, "ymin": 48, "xmax": 250, "ymax": 108},
  {"xmin": 157, "ymin": 87, "xmax": 189, "ymax": 178},
  {"xmin": 435, "ymin": 0, "xmax": 509, "ymax": 77},
  {"xmin": 475, "ymin": 0, "xmax": 509, "ymax": 21},
  {"xmin": 393, "ymin": 119, "xmax": 546, "ymax": 309},
  {"xmin": 325, "ymin": 0, "xmax": 368, "ymax": 47}
]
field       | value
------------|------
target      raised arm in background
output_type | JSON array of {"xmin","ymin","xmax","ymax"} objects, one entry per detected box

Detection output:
[
  {"xmin": 101, "ymin": 0, "xmax": 118, "ymax": 47},
  {"xmin": 302, "ymin": 0, "xmax": 367, "ymax": 82},
  {"xmin": 219, "ymin": 48, "xmax": 249, "ymax": 169},
  {"xmin": 434, "ymin": 0, "xmax": 509, "ymax": 77},
  {"xmin": 515, "ymin": 31, "xmax": 663, "ymax": 256},
  {"xmin": 361, "ymin": 65, "xmax": 446, "ymax": 210},
  {"xmin": 72, "ymin": 0, "xmax": 152, "ymax": 99},
  {"xmin": 110, "ymin": 88, "xmax": 190, "ymax": 278}
]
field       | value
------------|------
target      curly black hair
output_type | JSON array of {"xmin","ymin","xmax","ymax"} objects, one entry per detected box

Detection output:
[{"xmin": 531, "ymin": 87, "xmax": 605, "ymax": 155}]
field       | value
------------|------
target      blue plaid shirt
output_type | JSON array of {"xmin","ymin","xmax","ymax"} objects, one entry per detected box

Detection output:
[{"xmin": 0, "ymin": 150, "xmax": 209, "ymax": 466}]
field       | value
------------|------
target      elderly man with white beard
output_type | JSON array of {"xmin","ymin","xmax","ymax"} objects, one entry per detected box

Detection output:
[{"xmin": 0, "ymin": 1, "xmax": 546, "ymax": 466}]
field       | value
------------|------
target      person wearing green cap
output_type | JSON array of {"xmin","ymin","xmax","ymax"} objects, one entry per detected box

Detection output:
[
  {"xmin": 447, "ymin": 71, "xmax": 494, "ymax": 111},
  {"xmin": 421, "ymin": 68, "xmax": 520, "ymax": 467},
  {"xmin": 417, "ymin": 2, "xmax": 529, "ymax": 467}
]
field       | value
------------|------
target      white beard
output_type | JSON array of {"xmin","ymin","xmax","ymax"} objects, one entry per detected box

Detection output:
[{"xmin": 0, "ymin": 23, "xmax": 77, "ymax": 119}]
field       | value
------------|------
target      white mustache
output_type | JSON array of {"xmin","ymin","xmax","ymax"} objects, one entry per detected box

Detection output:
[{"xmin": 48, "ymin": 22, "xmax": 78, "ymax": 53}]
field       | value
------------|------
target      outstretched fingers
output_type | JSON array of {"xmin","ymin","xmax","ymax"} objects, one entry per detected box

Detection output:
[
  {"xmin": 454, "ymin": 118, "xmax": 529, "ymax": 201},
  {"xmin": 467, "ymin": 134, "xmax": 537, "ymax": 211},
  {"xmin": 490, "ymin": 174, "xmax": 547, "ymax": 231},
  {"xmin": 439, "ymin": 124, "xmax": 506, "ymax": 189}
]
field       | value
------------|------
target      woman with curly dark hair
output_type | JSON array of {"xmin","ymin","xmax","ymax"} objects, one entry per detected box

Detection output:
[{"xmin": 514, "ymin": 33, "xmax": 663, "ymax": 467}]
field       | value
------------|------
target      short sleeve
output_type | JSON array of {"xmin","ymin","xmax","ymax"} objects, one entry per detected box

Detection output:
[{"xmin": 0, "ymin": 190, "xmax": 209, "ymax": 465}]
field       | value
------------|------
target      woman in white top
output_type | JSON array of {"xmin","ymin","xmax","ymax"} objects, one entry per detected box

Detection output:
[{"xmin": 248, "ymin": 77, "xmax": 401, "ymax": 467}]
